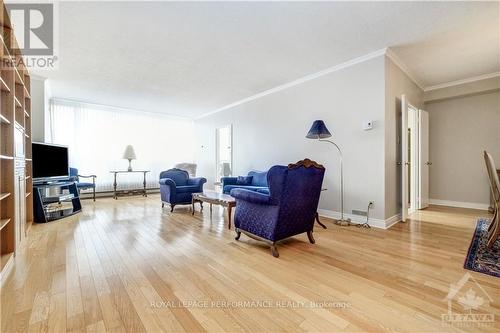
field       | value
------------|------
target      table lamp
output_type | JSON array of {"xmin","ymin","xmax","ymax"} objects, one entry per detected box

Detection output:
[{"xmin": 123, "ymin": 145, "xmax": 137, "ymax": 172}]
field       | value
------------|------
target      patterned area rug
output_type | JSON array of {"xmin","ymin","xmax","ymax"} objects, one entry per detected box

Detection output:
[{"xmin": 464, "ymin": 218, "xmax": 500, "ymax": 278}]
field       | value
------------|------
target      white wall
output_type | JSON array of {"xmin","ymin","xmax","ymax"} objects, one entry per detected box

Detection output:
[
  {"xmin": 195, "ymin": 56, "xmax": 387, "ymax": 221},
  {"xmin": 196, "ymin": 52, "xmax": 500, "ymax": 222},
  {"xmin": 425, "ymin": 91, "xmax": 500, "ymax": 208},
  {"xmin": 384, "ymin": 57, "xmax": 424, "ymax": 218}
]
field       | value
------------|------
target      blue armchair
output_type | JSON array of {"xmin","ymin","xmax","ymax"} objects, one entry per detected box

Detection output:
[
  {"xmin": 221, "ymin": 170, "xmax": 269, "ymax": 195},
  {"xmin": 69, "ymin": 167, "xmax": 96, "ymax": 201},
  {"xmin": 159, "ymin": 168, "xmax": 206, "ymax": 212},
  {"xmin": 231, "ymin": 159, "xmax": 325, "ymax": 258}
]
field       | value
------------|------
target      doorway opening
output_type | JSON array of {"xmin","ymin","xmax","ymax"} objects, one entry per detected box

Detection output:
[
  {"xmin": 400, "ymin": 95, "xmax": 430, "ymax": 222},
  {"xmin": 216, "ymin": 125, "xmax": 233, "ymax": 181}
]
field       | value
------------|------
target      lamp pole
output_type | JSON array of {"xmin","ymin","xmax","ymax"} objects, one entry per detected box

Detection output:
[
  {"xmin": 306, "ymin": 120, "xmax": 351, "ymax": 226},
  {"xmin": 320, "ymin": 139, "xmax": 350, "ymax": 225}
]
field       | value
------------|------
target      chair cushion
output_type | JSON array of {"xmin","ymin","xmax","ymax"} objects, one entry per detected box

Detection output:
[
  {"xmin": 176, "ymin": 185, "xmax": 200, "ymax": 194},
  {"xmin": 77, "ymin": 182, "xmax": 94, "ymax": 188},
  {"xmin": 248, "ymin": 171, "xmax": 268, "ymax": 187},
  {"xmin": 230, "ymin": 188, "xmax": 271, "ymax": 205},
  {"xmin": 223, "ymin": 185, "xmax": 268, "ymax": 194},
  {"xmin": 236, "ymin": 176, "xmax": 253, "ymax": 185}
]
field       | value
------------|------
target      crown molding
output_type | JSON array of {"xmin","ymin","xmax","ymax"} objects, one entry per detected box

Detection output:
[
  {"xmin": 197, "ymin": 47, "xmax": 498, "ymax": 120},
  {"xmin": 385, "ymin": 48, "xmax": 424, "ymax": 90},
  {"xmin": 423, "ymin": 72, "xmax": 500, "ymax": 92},
  {"xmin": 195, "ymin": 48, "xmax": 388, "ymax": 120}
]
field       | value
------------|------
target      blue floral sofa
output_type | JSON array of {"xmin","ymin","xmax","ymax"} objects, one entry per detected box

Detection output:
[{"xmin": 221, "ymin": 170, "xmax": 269, "ymax": 195}]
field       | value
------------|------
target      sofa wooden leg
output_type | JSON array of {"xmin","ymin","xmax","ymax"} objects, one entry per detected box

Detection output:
[
  {"xmin": 162, "ymin": 203, "xmax": 164, "ymax": 208},
  {"xmin": 270, "ymin": 243, "xmax": 279, "ymax": 258},
  {"xmin": 315, "ymin": 212, "xmax": 327, "ymax": 229},
  {"xmin": 170, "ymin": 204, "xmax": 175, "ymax": 212},
  {"xmin": 235, "ymin": 229, "xmax": 241, "ymax": 240},
  {"xmin": 307, "ymin": 230, "xmax": 315, "ymax": 244}
]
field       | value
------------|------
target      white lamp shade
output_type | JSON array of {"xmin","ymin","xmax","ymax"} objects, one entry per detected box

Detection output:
[{"xmin": 122, "ymin": 145, "xmax": 137, "ymax": 160}]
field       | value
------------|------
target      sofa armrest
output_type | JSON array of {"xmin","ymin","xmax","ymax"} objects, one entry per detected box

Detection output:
[
  {"xmin": 159, "ymin": 178, "xmax": 176, "ymax": 201},
  {"xmin": 187, "ymin": 177, "xmax": 207, "ymax": 188},
  {"xmin": 221, "ymin": 177, "xmax": 238, "ymax": 186},
  {"xmin": 230, "ymin": 188, "xmax": 272, "ymax": 205},
  {"xmin": 159, "ymin": 178, "xmax": 176, "ymax": 187}
]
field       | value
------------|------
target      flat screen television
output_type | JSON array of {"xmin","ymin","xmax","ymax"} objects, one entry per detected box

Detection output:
[{"xmin": 32, "ymin": 142, "xmax": 69, "ymax": 182}]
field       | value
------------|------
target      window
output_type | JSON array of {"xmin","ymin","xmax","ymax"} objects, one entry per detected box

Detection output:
[{"xmin": 47, "ymin": 99, "xmax": 195, "ymax": 192}]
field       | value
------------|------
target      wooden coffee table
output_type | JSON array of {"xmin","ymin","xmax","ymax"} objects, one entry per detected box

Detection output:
[{"xmin": 192, "ymin": 191, "xmax": 236, "ymax": 229}]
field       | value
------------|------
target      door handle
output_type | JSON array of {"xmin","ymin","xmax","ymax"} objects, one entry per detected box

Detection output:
[
  {"xmin": 426, "ymin": 162, "xmax": 432, "ymax": 166},
  {"xmin": 405, "ymin": 162, "xmax": 410, "ymax": 166},
  {"xmin": 396, "ymin": 162, "xmax": 402, "ymax": 166}
]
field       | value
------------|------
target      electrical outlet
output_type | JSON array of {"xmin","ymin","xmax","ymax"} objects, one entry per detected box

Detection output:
[{"xmin": 363, "ymin": 121, "xmax": 374, "ymax": 130}]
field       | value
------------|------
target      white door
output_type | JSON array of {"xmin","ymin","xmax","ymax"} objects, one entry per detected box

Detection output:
[
  {"xmin": 401, "ymin": 95, "xmax": 409, "ymax": 222},
  {"xmin": 418, "ymin": 109, "xmax": 430, "ymax": 209}
]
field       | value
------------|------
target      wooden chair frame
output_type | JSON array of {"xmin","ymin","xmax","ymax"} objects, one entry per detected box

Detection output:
[
  {"xmin": 483, "ymin": 151, "xmax": 500, "ymax": 248},
  {"xmin": 76, "ymin": 174, "xmax": 97, "ymax": 202}
]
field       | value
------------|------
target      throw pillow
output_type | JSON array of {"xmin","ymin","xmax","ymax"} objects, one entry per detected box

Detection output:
[{"xmin": 236, "ymin": 176, "xmax": 253, "ymax": 185}]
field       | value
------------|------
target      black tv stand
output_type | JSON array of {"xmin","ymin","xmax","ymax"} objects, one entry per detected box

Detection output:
[{"xmin": 33, "ymin": 181, "xmax": 82, "ymax": 223}]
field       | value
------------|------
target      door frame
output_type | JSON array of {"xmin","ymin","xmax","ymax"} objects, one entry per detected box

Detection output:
[
  {"xmin": 401, "ymin": 95, "xmax": 409, "ymax": 222},
  {"xmin": 418, "ymin": 109, "xmax": 430, "ymax": 209}
]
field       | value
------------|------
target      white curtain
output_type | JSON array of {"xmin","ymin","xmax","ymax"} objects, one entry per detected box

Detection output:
[{"xmin": 47, "ymin": 99, "xmax": 196, "ymax": 192}]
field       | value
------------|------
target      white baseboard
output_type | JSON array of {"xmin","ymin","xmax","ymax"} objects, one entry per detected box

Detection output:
[
  {"xmin": 79, "ymin": 188, "xmax": 160, "ymax": 200},
  {"xmin": 317, "ymin": 209, "xmax": 401, "ymax": 229},
  {"xmin": 429, "ymin": 199, "xmax": 489, "ymax": 211},
  {"xmin": 385, "ymin": 214, "xmax": 402, "ymax": 229}
]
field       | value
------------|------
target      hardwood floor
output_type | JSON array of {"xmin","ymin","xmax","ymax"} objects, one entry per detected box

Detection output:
[{"xmin": 1, "ymin": 195, "xmax": 499, "ymax": 332}]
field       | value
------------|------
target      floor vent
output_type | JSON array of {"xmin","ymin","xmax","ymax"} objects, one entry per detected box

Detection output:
[{"xmin": 352, "ymin": 209, "xmax": 367, "ymax": 217}]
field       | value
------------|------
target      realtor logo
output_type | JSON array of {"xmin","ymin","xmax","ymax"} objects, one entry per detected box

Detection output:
[
  {"xmin": 4, "ymin": 1, "xmax": 58, "ymax": 69},
  {"xmin": 6, "ymin": 2, "xmax": 53, "ymax": 55},
  {"xmin": 442, "ymin": 273, "xmax": 495, "ymax": 328}
]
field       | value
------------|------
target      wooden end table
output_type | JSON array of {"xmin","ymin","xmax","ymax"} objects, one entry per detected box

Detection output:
[
  {"xmin": 192, "ymin": 191, "xmax": 236, "ymax": 229},
  {"xmin": 110, "ymin": 170, "xmax": 150, "ymax": 199}
]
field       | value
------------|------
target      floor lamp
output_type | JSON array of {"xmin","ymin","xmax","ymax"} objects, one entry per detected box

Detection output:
[{"xmin": 306, "ymin": 120, "xmax": 351, "ymax": 226}]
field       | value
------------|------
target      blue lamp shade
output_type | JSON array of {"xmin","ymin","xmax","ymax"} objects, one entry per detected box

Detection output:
[{"xmin": 306, "ymin": 120, "xmax": 332, "ymax": 139}]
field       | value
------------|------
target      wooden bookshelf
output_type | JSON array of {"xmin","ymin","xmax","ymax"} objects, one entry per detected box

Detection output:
[
  {"xmin": 0, "ymin": 193, "xmax": 10, "ymax": 200},
  {"xmin": 0, "ymin": 217, "xmax": 10, "ymax": 230},
  {"xmin": 0, "ymin": 1, "xmax": 32, "ymax": 284}
]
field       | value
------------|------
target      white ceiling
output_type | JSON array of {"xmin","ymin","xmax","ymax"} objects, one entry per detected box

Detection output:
[{"xmin": 33, "ymin": 1, "xmax": 500, "ymax": 118}]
